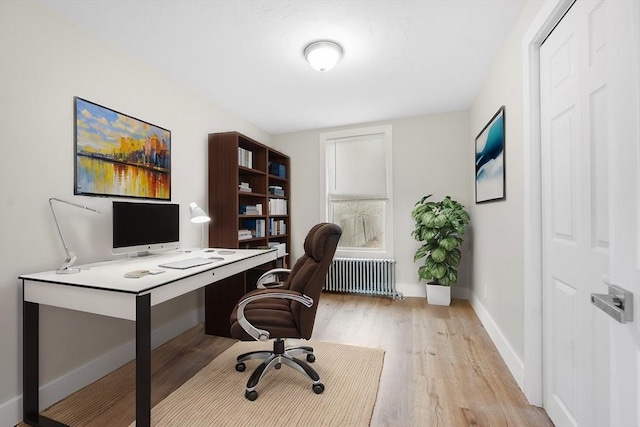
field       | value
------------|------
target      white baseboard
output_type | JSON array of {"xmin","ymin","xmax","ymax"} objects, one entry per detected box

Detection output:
[
  {"xmin": 0, "ymin": 308, "xmax": 203, "ymax": 427},
  {"xmin": 0, "ymin": 394, "xmax": 21, "ymax": 427},
  {"xmin": 469, "ymin": 292, "xmax": 525, "ymax": 390}
]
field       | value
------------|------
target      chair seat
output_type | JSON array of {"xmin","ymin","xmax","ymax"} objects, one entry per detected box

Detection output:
[{"xmin": 230, "ymin": 302, "xmax": 300, "ymax": 340}]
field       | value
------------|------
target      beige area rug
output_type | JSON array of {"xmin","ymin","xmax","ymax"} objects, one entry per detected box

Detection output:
[{"xmin": 130, "ymin": 340, "xmax": 385, "ymax": 426}]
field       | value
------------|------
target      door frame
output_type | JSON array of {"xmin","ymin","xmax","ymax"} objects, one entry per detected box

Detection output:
[{"xmin": 522, "ymin": 0, "xmax": 575, "ymax": 407}]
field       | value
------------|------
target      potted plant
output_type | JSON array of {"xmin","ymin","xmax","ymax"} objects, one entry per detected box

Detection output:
[{"xmin": 411, "ymin": 195, "xmax": 470, "ymax": 305}]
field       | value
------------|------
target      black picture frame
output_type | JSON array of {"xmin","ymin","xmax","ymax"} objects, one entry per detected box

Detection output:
[
  {"xmin": 74, "ymin": 97, "xmax": 171, "ymax": 200},
  {"xmin": 475, "ymin": 106, "xmax": 506, "ymax": 204}
]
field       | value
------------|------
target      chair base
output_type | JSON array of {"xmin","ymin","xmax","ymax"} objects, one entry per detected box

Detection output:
[{"xmin": 235, "ymin": 338, "xmax": 324, "ymax": 400}]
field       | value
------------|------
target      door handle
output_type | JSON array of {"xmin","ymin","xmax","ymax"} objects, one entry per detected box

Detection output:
[{"xmin": 591, "ymin": 283, "xmax": 634, "ymax": 324}]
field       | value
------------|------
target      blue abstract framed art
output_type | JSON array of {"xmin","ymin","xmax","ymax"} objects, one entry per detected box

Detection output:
[{"xmin": 475, "ymin": 106, "xmax": 505, "ymax": 203}]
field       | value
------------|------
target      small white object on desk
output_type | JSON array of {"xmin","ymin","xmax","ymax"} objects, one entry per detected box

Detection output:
[{"xmin": 124, "ymin": 270, "xmax": 150, "ymax": 278}]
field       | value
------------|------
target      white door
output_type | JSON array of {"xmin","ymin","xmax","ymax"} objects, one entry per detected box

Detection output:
[
  {"xmin": 605, "ymin": 1, "xmax": 640, "ymax": 425},
  {"xmin": 541, "ymin": 1, "xmax": 609, "ymax": 424},
  {"xmin": 540, "ymin": 1, "xmax": 640, "ymax": 426}
]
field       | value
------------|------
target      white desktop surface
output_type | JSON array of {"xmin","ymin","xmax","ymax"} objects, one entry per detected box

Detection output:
[{"xmin": 21, "ymin": 248, "xmax": 277, "ymax": 321}]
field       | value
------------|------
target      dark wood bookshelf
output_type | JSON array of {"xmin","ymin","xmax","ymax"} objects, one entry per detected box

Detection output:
[{"xmin": 205, "ymin": 131, "xmax": 291, "ymax": 336}]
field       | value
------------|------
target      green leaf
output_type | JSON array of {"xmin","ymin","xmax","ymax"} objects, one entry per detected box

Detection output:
[
  {"xmin": 431, "ymin": 264, "xmax": 447, "ymax": 279},
  {"xmin": 418, "ymin": 194, "xmax": 433, "ymax": 205},
  {"xmin": 411, "ymin": 204, "xmax": 427, "ymax": 220},
  {"xmin": 418, "ymin": 265, "xmax": 433, "ymax": 280},
  {"xmin": 425, "ymin": 241, "xmax": 439, "ymax": 252},
  {"xmin": 425, "ymin": 257, "xmax": 438, "ymax": 270},
  {"xmin": 439, "ymin": 236, "xmax": 458, "ymax": 251},
  {"xmin": 431, "ymin": 247, "xmax": 447, "ymax": 263},
  {"xmin": 447, "ymin": 269, "xmax": 458, "ymax": 284},
  {"xmin": 422, "ymin": 228, "xmax": 437, "ymax": 242},
  {"xmin": 434, "ymin": 214, "xmax": 448, "ymax": 228},
  {"xmin": 414, "ymin": 246, "xmax": 428, "ymax": 261},
  {"xmin": 448, "ymin": 248, "xmax": 462, "ymax": 266},
  {"xmin": 421, "ymin": 212, "xmax": 437, "ymax": 228}
]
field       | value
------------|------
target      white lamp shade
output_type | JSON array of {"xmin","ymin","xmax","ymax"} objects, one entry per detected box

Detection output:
[
  {"xmin": 190, "ymin": 202, "xmax": 210, "ymax": 223},
  {"xmin": 304, "ymin": 41, "xmax": 343, "ymax": 73}
]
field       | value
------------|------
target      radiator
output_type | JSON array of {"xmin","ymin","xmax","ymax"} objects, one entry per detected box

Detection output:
[{"xmin": 324, "ymin": 257, "xmax": 403, "ymax": 300}]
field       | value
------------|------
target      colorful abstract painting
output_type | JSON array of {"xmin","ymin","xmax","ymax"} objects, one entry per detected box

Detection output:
[
  {"xmin": 74, "ymin": 97, "xmax": 171, "ymax": 200},
  {"xmin": 475, "ymin": 106, "xmax": 505, "ymax": 203}
]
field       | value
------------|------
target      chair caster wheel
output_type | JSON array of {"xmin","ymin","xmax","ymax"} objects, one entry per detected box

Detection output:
[
  {"xmin": 313, "ymin": 383, "xmax": 325, "ymax": 394},
  {"xmin": 275, "ymin": 363, "xmax": 282, "ymax": 369},
  {"xmin": 235, "ymin": 362, "xmax": 246, "ymax": 372},
  {"xmin": 245, "ymin": 390, "xmax": 258, "ymax": 401},
  {"xmin": 306, "ymin": 354, "xmax": 316, "ymax": 363}
]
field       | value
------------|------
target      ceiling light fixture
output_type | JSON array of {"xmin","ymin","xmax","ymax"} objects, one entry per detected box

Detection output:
[{"xmin": 303, "ymin": 40, "xmax": 343, "ymax": 73}]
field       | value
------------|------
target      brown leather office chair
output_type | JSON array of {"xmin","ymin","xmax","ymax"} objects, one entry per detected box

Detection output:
[{"xmin": 230, "ymin": 223, "xmax": 342, "ymax": 401}]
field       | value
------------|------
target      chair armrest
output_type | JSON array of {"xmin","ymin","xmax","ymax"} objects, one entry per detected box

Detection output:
[
  {"xmin": 256, "ymin": 268, "xmax": 292, "ymax": 289},
  {"xmin": 237, "ymin": 289, "xmax": 313, "ymax": 342}
]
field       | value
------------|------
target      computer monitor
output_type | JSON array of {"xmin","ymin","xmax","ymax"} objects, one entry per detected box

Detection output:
[{"xmin": 112, "ymin": 201, "xmax": 180, "ymax": 256}]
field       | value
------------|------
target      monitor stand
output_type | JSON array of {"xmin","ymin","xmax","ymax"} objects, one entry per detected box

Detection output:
[{"xmin": 128, "ymin": 250, "xmax": 152, "ymax": 258}]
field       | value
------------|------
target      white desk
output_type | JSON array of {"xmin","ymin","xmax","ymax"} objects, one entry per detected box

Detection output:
[{"xmin": 20, "ymin": 248, "xmax": 276, "ymax": 427}]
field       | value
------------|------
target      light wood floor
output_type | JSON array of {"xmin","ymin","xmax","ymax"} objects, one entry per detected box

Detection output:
[{"xmin": 25, "ymin": 293, "xmax": 553, "ymax": 427}]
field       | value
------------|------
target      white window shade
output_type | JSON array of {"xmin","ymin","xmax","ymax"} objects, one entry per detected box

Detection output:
[{"xmin": 327, "ymin": 133, "xmax": 387, "ymax": 199}]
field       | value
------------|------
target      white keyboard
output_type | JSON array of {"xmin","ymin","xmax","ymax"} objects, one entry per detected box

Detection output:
[{"xmin": 159, "ymin": 257, "xmax": 214, "ymax": 270}]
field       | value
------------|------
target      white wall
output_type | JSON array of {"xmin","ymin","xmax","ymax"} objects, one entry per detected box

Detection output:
[
  {"xmin": 273, "ymin": 111, "xmax": 471, "ymax": 298},
  {"xmin": 467, "ymin": 0, "xmax": 544, "ymax": 386},
  {"xmin": 0, "ymin": 2, "xmax": 270, "ymax": 424}
]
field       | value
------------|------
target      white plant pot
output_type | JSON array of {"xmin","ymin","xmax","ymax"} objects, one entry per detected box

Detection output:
[{"xmin": 426, "ymin": 284, "xmax": 451, "ymax": 306}]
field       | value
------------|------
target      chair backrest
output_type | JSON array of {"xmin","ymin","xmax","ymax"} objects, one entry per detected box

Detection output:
[{"xmin": 286, "ymin": 222, "xmax": 342, "ymax": 338}]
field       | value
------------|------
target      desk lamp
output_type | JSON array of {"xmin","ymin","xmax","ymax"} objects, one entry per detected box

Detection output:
[
  {"xmin": 190, "ymin": 202, "xmax": 211, "ymax": 249},
  {"xmin": 49, "ymin": 198, "xmax": 101, "ymax": 274}
]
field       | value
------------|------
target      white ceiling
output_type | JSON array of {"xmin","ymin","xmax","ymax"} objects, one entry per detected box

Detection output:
[{"xmin": 40, "ymin": 0, "xmax": 526, "ymax": 135}]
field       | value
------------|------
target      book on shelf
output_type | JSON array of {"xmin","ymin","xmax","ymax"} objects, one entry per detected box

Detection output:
[
  {"xmin": 239, "ymin": 203, "xmax": 262, "ymax": 215},
  {"xmin": 241, "ymin": 219, "xmax": 266, "ymax": 238},
  {"xmin": 268, "ymin": 198, "xmax": 287, "ymax": 215},
  {"xmin": 269, "ymin": 218, "xmax": 287, "ymax": 236},
  {"xmin": 238, "ymin": 147, "xmax": 253, "ymax": 168},
  {"xmin": 268, "ymin": 162, "xmax": 286, "ymax": 178},
  {"xmin": 238, "ymin": 229, "xmax": 253, "ymax": 240},
  {"xmin": 268, "ymin": 185, "xmax": 285, "ymax": 196},
  {"xmin": 239, "ymin": 182, "xmax": 252, "ymax": 192}
]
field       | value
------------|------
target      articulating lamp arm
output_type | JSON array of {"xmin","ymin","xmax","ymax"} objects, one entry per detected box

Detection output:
[{"xmin": 49, "ymin": 198, "xmax": 101, "ymax": 273}]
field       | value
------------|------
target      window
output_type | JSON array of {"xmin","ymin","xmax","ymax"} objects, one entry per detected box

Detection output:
[{"xmin": 320, "ymin": 125, "xmax": 393, "ymax": 258}]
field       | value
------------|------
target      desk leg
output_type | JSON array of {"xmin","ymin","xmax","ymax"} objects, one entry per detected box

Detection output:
[
  {"xmin": 136, "ymin": 294, "xmax": 151, "ymax": 427},
  {"xmin": 23, "ymin": 300, "xmax": 70, "ymax": 427},
  {"xmin": 23, "ymin": 300, "xmax": 39, "ymax": 424}
]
